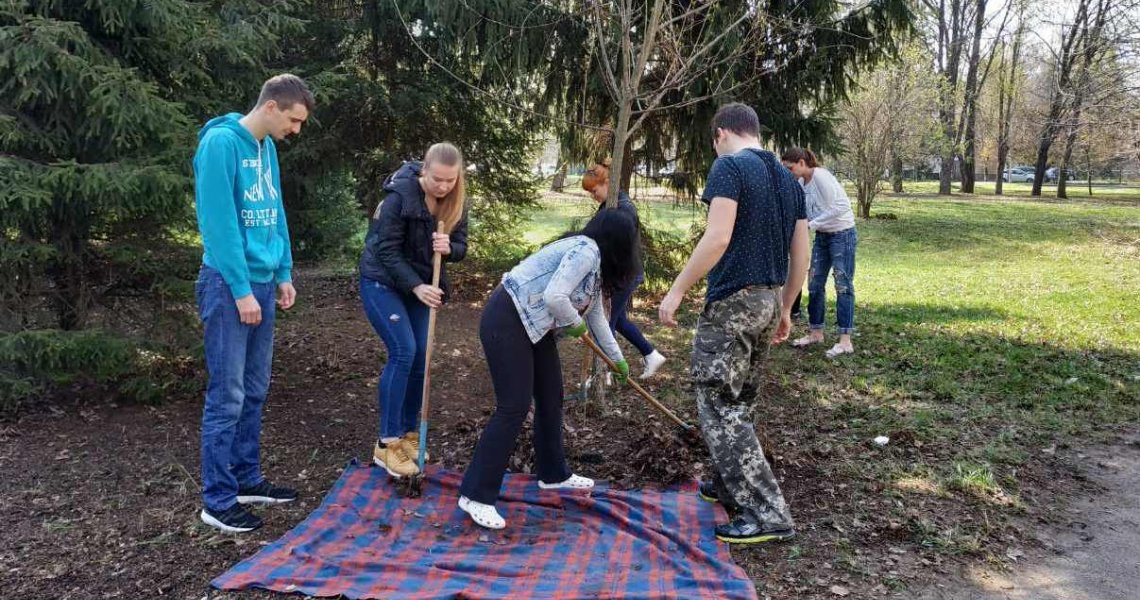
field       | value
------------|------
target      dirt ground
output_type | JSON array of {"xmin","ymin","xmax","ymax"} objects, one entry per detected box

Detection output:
[{"xmin": 0, "ymin": 270, "xmax": 1133, "ymax": 599}]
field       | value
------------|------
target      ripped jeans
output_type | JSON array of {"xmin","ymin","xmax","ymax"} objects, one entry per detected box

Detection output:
[
  {"xmin": 808, "ymin": 227, "xmax": 857, "ymax": 335},
  {"xmin": 360, "ymin": 277, "xmax": 430, "ymax": 440}
]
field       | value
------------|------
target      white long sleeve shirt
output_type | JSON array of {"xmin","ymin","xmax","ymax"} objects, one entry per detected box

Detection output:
[{"xmin": 800, "ymin": 167, "xmax": 856, "ymax": 233}]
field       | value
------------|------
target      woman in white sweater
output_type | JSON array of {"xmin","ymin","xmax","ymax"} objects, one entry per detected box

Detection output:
[{"xmin": 780, "ymin": 148, "xmax": 857, "ymax": 358}]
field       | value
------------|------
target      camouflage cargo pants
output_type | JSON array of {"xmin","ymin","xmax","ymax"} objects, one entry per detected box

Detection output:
[{"xmin": 691, "ymin": 286, "xmax": 794, "ymax": 528}]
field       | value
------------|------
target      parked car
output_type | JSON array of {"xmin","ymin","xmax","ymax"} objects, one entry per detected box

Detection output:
[{"xmin": 1002, "ymin": 167, "xmax": 1035, "ymax": 183}]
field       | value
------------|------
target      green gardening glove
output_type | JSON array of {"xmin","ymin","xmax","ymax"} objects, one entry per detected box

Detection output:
[
  {"xmin": 564, "ymin": 319, "xmax": 588, "ymax": 339},
  {"xmin": 613, "ymin": 359, "xmax": 630, "ymax": 384}
]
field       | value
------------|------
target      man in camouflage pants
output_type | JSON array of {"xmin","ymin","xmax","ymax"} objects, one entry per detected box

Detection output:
[{"xmin": 660, "ymin": 102, "xmax": 809, "ymax": 544}]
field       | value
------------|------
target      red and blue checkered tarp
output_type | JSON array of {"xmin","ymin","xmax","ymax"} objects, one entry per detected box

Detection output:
[{"xmin": 213, "ymin": 460, "xmax": 759, "ymax": 599}]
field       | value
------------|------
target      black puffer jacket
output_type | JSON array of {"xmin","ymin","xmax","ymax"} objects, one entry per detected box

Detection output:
[{"xmin": 358, "ymin": 162, "xmax": 468, "ymax": 299}]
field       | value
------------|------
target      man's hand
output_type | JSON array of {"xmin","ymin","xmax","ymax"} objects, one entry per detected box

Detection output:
[
  {"xmin": 431, "ymin": 232, "xmax": 451, "ymax": 255},
  {"xmin": 658, "ymin": 290, "xmax": 683, "ymax": 327},
  {"xmin": 413, "ymin": 284, "xmax": 444, "ymax": 308},
  {"xmin": 236, "ymin": 294, "xmax": 262, "ymax": 325},
  {"xmin": 770, "ymin": 309, "xmax": 792, "ymax": 345},
  {"xmin": 277, "ymin": 282, "xmax": 296, "ymax": 310}
]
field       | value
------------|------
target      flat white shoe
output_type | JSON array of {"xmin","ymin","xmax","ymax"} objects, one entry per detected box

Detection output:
[
  {"xmin": 458, "ymin": 496, "xmax": 505, "ymax": 529},
  {"xmin": 538, "ymin": 474, "xmax": 594, "ymax": 490},
  {"xmin": 792, "ymin": 335, "xmax": 822, "ymax": 347},
  {"xmin": 825, "ymin": 344, "xmax": 854, "ymax": 358},
  {"xmin": 640, "ymin": 351, "xmax": 666, "ymax": 379}
]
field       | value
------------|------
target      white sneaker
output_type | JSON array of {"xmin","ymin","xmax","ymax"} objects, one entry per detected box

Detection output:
[
  {"xmin": 640, "ymin": 350, "xmax": 667, "ymax": 379},
  {"xmin": 538, "ymin": 474, "xmax": 595, "ymax": 490},
  {"xmin": 458, "ymin": 496, "xmax": 506, "ymax": 529}
]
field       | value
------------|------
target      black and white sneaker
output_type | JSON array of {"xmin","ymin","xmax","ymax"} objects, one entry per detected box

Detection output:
[
  {"xmin": 237, "ymin": 480, "xmax": 298, "ymax": 505},
  {"xmin": 714, "ymin": 515, "xmax": 795, "ymax": 545},
  {"xmin": 200, "ymin": 504, "xmax": 263, "ymax": 533}
]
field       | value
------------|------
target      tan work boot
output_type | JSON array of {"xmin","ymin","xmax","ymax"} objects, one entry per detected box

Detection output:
[
  {"xmin": 373, "ymin": 441, "xmax": 419, "ymax": 478},
  {"xmin": 400, "ymin": 431, "xmax": 429, "ymax": 463}
]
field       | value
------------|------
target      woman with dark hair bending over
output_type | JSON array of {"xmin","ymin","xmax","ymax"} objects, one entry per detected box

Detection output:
[
  {"xmin": 581, "ymin": 160, "xmax": 667, "ymax": 379},
  {"xmin": 780, "ymin": 148, "xmax": 858, "ymax": 358},
  {"xmin": 458, "ymin": 209, "xmax": 639, "ymax": 529}
]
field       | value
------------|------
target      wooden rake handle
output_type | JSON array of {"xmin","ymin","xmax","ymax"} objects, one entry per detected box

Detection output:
[
  {"xmin": 579, "ymin": 334, "xmax": 696, "ymax": 433},
  {"xmin": 417, "ymin": 222, "xmax": 446, "ymax": 469}
]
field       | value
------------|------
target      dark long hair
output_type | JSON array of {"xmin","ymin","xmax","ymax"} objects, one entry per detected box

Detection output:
[{"xmin": 579, "ymin": 208, "xmax": 640, "ymax": 297}]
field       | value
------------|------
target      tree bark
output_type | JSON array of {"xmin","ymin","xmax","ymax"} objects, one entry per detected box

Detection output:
[
  {"xmin": 49, "ymin": 212, "xmax": 88, "ymax": 330},
  {"xmin": 551, "ymin": 163, "xmax": 567, "ymax": 192},
  {"xmin": 890, "ymin": 154, "xmax": 903, "ymax": 192},
  {"xmin": 936, "ymin": 0, "xmax": 967, "ymax": 195},
  {"xmin": 1057, "ymin": 119, "xmax": 1080, "ymax": 199},
  {"xmin": 958, "ymin": 0, "xmax": 987, "ymax": 193}
]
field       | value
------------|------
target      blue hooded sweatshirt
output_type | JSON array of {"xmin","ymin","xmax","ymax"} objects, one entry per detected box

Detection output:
[{"xmin": 193, "ymin": 113, "xmax": 293, "ymax": 299}]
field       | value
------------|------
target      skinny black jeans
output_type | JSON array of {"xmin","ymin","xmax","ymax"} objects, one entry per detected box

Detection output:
[{"xmin": 458, "ymin": 286, "xmax": 571, "ymax": 504}]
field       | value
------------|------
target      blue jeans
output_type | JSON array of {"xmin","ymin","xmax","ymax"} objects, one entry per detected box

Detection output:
[
  {"xmin": 360, "ymin": 277, "xmax": 430, "ymax": 440},
  {"xmin": 197, "ymin": 265, "xmax": 276, "ymax": 512},
  {"xmin": 609, "ymin": 276, "xmax": 654, "ymax": 357},
  {"xmin": 808, "ymin": 228, "xmax": 857, "ymax": 335}
]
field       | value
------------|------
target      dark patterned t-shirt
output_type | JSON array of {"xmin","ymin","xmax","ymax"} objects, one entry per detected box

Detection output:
[{"xmin": 700, "ymin": 148, "xmax": 807, "ymax": 303}]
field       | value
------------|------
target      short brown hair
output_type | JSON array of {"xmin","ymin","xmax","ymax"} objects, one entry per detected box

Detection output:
[
  {"xmin": 710, "ymin": 102, "xmax": 760, "ymax": 139},
  {"xmin": 781, "ymin": 147, "xmax": 819, "ymax": 168},
  {"xmin": 256, "ymin": 74, "xmax": 315, "ymax": 111}
]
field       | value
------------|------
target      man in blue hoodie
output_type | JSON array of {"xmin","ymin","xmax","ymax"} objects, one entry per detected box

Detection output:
[{"xmin": 193, "ymin": 74, "xmax": 313, "ymax": 533}]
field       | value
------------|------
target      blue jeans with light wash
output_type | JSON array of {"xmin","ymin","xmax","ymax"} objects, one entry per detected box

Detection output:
[
  {"xmin": 197, "ymin": 265, "xmax": 276, "ymax": 513},
  {"xmin": 359, "ymin": 276, "xmax": 430, "ymax": 441},
  {"xmin": 808, "ymin": 228, "xmax": 857, "ymax": 335}
]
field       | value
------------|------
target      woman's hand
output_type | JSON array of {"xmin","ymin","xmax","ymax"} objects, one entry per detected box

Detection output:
[
  {"xmin": 612, "ymin": 359, "xmax": 630, "ymax": 384},
  {"xmin": 432, "ymin": 232, "xmax": 451, "ymax": 255},
  {"xmin": 413, "ymin": 284, "xmax": 443, "ymax": 308},
  {"xmin": 564, "ymin": 318, "xmax": 588, "ymax": 339}
]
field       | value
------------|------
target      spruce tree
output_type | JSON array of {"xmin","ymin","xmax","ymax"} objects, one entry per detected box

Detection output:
[{"xmin": 0, "ymin": 1, "xmax": 297, "ymax": 329}]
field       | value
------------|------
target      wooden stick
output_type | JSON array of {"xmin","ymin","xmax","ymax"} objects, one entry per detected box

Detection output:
[
  {"xmin": 416, "ymin": 222, "xmax": 446, "ymax": 471},
  {"xmin": 579, "ymin": 334, "xmax": 695, "ymax": 432}
]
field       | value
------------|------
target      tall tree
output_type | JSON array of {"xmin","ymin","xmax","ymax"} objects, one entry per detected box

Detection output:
[
  {"xmin": 839, "ymin": 44, "xmax": 941, "ymax": 217},
  {"xmin": 1029, "ymin": 0, "xmax": 1117, "ymax": 196},
  {"xmin": 993, "ymin": 2, "xmax": 1027, "ymax": 196}
]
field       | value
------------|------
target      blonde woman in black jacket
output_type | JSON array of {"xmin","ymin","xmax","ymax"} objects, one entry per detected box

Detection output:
[{"xmin": 358, "ymin": 143, "xmax": 468, "ymax": 478}]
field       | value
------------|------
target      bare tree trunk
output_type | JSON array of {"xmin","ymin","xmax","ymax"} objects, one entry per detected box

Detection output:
[
  {"xmin": 50, "ymin": 213, "xmax": 88, "ymax": 330},
  {"xmin": 1033, "ymin": 0, "xmax": 1103, "ymax": 195},
  {"xmin": 995, "ymin": 145, "xmax": 1008, "ymax": 195},
  {"xmin": 1057, "ymin": 120, "xmax": 1080, "ymax": 199},
  {"xmin": 551, "ymin": 163, "xmax": 567, "ymax": 192},
  {"xmin": 994, "ymin": 14, "xmax": 1024, "ymax": 197},
  {"xmin": 891, "ymin": 153, "xmax": 904, "ymax": 192},
  {"xmin": 959, "ymin": 0, "xmax": 987, "ymax": 193},
  {"xmin": 935, "ymin": 0, "xmax": 967, "ymax": 196},
  {"xmin": 620, "ymin": 137, "xmax": 635, "ymax": 193},
  {"xmin": 607, "ymin": 101, "xmax": 633, "ymax": 208}
]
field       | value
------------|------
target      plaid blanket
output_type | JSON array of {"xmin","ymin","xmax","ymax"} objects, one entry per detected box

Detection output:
[{"xmin": 213, "ymin": 460, "xmax": 758, "ymax": 599}]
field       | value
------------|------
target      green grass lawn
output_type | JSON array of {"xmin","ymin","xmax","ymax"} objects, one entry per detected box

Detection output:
[{"xmin": 531, "ymin": 190, "xmax": 1140, "ymax": 528}]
